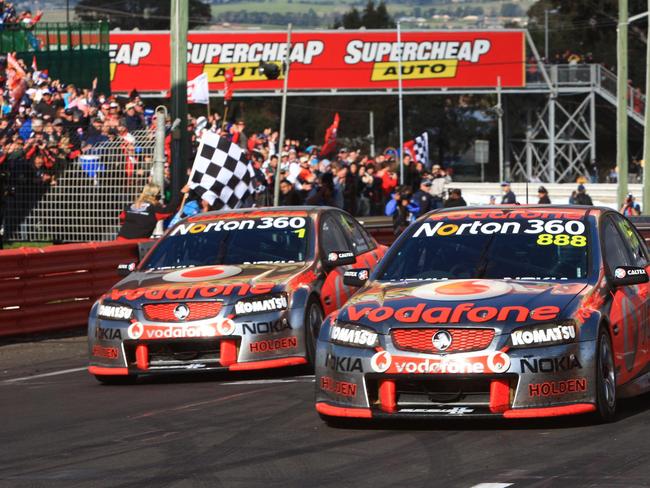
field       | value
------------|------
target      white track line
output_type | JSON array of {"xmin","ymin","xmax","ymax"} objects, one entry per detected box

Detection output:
[
  {"xmin": 470, "ymin": 484, "xmax": 513, "ymax": 488},
  {"xmin": 1, "ymin": 366, "xmax": 87, "ymax": 384}
]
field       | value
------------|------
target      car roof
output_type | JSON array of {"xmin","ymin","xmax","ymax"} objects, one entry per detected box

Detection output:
[
  {"xmin": 422, "ymin": 205, "xmax": 609, "ymax": 220},
  {"xmin": 197, "ymin": 205, "xmax": 340, "ymax": 220}
]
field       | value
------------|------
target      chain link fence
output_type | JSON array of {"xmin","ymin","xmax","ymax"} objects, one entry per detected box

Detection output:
[{"xmin": 4, "ymin": 130, "xmax": 157, "ymax": 242}]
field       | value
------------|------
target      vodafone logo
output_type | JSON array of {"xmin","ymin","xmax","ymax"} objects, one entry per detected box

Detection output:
[
  {"xmin": 162, "ymin": 265, "xmax": 242, "ymax": 283},
  {"xmin": 487, "ymin": 351, "xmax": 511, "ymax": 373},
  {"xmin": 412, "ymin": 280, "xmax": 511, "ymax": 301},
  {"xmin": 216, "ymin": 318, "xmax": 236, "ymax": 336},
  {"xmin": 370, "ymin": 351, "xmax": 392, "ymax": 372},
  {"xmin": 128, "ymin": 321, "xmax": 144, "ymax": 339}
]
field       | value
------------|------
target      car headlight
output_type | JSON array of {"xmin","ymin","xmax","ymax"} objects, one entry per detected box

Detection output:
[
  {"xmin": 97, "ymin": 302, "xmax": 134, "ymax": 321},
  {"xmin": 329, "ymin": 321, "xmax": 379, "ymax": 348},
  {"xmin": 508, "ymin": 320, "xmax": 577, "ymax": 349},
  {"xmin": 234, "ymin": 293, "xmax": 288, "ymax": 316}
]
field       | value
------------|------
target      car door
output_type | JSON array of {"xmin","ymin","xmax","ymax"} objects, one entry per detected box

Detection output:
[
  {"xmin": 318, "ymin": 212, "xmax": 355, "ymax": 315},
  {"xmin": 602, "ymin": 214, "xmax": 649, "ymax": 383},
  {"xmin": 336, "ymin": 211, "xmax": 387, "ymax": 270},
  {"xmin": 610, "ymin": 213, "xmax": 650, "ymax": 371}
]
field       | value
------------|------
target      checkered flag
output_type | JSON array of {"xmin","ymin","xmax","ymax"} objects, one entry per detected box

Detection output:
[
  {"xmin": 414, "ymin": 132, "xmax": 429, "ymax": 168},
  {"xmin": 403, "ymin": 132, "xmax": 429, "ymax": 168},
  {"xmin": 189, "ymin": 132, "xmax": 255, "ymax": 209}
]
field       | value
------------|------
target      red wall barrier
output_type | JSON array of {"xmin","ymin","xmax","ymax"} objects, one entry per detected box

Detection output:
[{"xmin": 0, "ymin": 241, "xmax": 141, "ymax": 337}]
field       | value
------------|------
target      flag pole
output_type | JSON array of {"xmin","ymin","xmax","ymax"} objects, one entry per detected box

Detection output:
[{"xmin": 273, "ymin": 23, "xmax": 292, "ymax": 207}]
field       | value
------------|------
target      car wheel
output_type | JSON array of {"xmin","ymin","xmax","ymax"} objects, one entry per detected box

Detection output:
[
  {"xmin": 94, "ymin": 374, "xmax": 137, "ymax": 385},
  {"xmin": 304, "ymin": 296, "xmax": 324, "ymax": 367},
  {"xmin": 594, "ymin": 327, "xmax": 616, "ymax": 422}
]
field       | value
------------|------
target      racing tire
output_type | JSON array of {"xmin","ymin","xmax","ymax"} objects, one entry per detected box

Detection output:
[
  {"xmin": 304, "ymin": 296, "xmax": 324, "ymax": 367},
  {"xmin": 594, "ymin": 327, "xmax": 617, "ymax": 422},
  {"xmin": 94, "ymin": 374, "xmax": 137, "ymax": 385}
]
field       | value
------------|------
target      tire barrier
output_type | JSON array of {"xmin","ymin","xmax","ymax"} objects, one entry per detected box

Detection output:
[{"xmin": 0, "ymin": 241, "xmax": 141, "ymax": 337}]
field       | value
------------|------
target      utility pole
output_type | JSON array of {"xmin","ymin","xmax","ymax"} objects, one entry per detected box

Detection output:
[
  {"xmin": 497, "ymin": 77, "xmax": 504, "ymax": 182},
  {"xmin": 642, "ymin": 2, "xmax": 650, "ymax": 214},
  {"xmin": 617, "ymin": 0, "xmax": 629, "ymax": 209},
  {"xmin": 170, "ymin": 0, "xmax": 188, "ymax": 196},
  {"xmin": 273, "ymin": 24, "xmax": 292, "ymax": 207}
]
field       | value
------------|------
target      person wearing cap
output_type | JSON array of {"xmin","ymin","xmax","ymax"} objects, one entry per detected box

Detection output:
[
  {"xmin": 413, "ymin": 178, "xmax": 434, "ymax": 217},
  {"xmin": 621, "ymin": 193, "xmax": 641, "ymax": 216},
  {"xmin": 500, "ymin": 181, "xmax": 517, "ymax": 204},
  {"xmin": 538, "ymin": 186, "xmax": 551, "ymax": 204},
  {"xmin": 124, "ymin": 102, "xmax": 144, "ymax": 131},
  {"xmin": 574, "ymin": 184, "xmax": 593, "ymax": 206}
]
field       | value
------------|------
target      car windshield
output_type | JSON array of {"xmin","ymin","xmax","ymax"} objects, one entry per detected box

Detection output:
[
  {"xmin": 141, "ymin": 215, "xmax": 311, "ymax": 269},
  {"xmin": 378, "ymin": 213, "xmax": 589, "ymax": 281}
]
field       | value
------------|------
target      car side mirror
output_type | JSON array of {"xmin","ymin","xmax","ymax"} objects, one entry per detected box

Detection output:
[
  {"xmin": 325, "ymin": 250, "xmax": 356, "ymax": 268},
  {"xmin": 343, "ymin": 268, "xmax": 370, "ymax": 287},
  {"xmin": 611, "ymin": 266, "xmax": 649, "ymax": 287},
  {"xmin": 117, "ymin": 262, "xmax": 137, "ymax": 277}
]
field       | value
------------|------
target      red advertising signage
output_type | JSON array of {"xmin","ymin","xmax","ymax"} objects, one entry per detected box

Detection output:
[{"xmin": 109, "ymin": 30, "xmax": 525, "ymax": 93}]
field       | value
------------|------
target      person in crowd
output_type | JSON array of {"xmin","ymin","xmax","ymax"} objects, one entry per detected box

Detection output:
[
  {"xmin": 574, "ymin": 184, "xmax": 593, "ymax": 206},
  {"xmin": 279, "ymin": 178, "xmax": 302, "ymax": 206},
  {"xmin": 385, "ymin": 185, "xmax": 419, "ymax": 235},
  {"xmin": 444, "ymin": 188, "xmax": 467, "ymax": 208},
  {"xmin": 116, "ymin": 183, "xmax": 184, "ymax": 240},
  {"xmin": 412, "ymin": 178, "xmax": 434, "ymax": 217},
  {"xmin": 500, "ymin": 181, "xmax": 517, "ymax": 204},
  {"xmin": 429, "ymin": 164, "xmax": 450, "ymax": 209},
  {"xmin": 621, "ymin": 193, "xmax": 641, "ymax": 216},
  {"xmin": 538, "ymin": 186, "xmax": 551, "ymax": 204}
]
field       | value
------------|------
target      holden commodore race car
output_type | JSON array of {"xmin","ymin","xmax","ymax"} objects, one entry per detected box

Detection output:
[
  {"xmin": 88, "ymin": 207, "xmax": 386, "ymax": 383},
  {"xmin": 315, "ymin": 206, "xmax": 650, "ymax": 422}
]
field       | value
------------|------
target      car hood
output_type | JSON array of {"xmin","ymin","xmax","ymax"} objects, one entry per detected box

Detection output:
[
  {"xmin": 103, "ymin": 262, "xmax": 312, "ymax": 307},
  {"xmin": 337, "ymin": 279, "xmax": 589, "ymax": 334}
]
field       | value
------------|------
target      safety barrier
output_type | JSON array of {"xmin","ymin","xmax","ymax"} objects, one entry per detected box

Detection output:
[{"xmin": 0, "ymin": 240, "xmax": 140, "ymax": 337}]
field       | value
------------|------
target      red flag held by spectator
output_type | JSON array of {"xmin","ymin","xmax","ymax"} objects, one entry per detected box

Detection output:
[
  {"xmin": 319, "ymin": 113, "xmax": 340, "ymax": 157},
  {"xmin": 224, "ymin": 68, "xmax": 235, "ymax": 102}
]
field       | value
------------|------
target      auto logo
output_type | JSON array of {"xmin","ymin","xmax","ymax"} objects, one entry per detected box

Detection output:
[
  {"xmin": 614, "ymin": 268, "xmax": 626, "ymax": 279},
  {"xmin": 432, "ymin": 330, "xmax": 452, "ymax": 351},
  {"xmin": 174, "ymin": 304, "xmax": 190, "ymax": 321},
  {"xmin": 216, "ymin": 318, "xmax": 236, "ymax": 336},
  {"xmin": 370, "ymin": 351, "xmax": 392, "ymax": 372},
  {"xmin": 127, "ymin": 321, "xmax": 144, "ymax": 340},
  {"xmin": 412, "ymin": 279, "xmax": 512, "ymax": 301},
  {"xmin": 487, "ymin": 351, "xmax": 511, "ymax": 373}
]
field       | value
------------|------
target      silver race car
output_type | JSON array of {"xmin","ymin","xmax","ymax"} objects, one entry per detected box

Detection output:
[{"xmin": 88, "ymin": 207, "xmax": 385, "ymax": 383}]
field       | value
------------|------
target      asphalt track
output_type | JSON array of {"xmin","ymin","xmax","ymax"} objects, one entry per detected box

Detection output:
[{"xmin": 2, "ymin": 333, "xmax": 650, "ymax": 488}]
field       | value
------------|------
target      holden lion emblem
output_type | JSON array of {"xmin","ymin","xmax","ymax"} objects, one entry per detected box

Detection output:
[
  {"xmin": 432, "ymin": 330, "xmax": 452, "ymax": 351},
  {"xmin": 173, "ymin": 304, "xmax": 190, "ymax": 321}
]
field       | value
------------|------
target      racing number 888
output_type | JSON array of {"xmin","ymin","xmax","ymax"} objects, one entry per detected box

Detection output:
[{"xmin": 537, "ymin": 234, "xmax": 587, "ymax": 247}]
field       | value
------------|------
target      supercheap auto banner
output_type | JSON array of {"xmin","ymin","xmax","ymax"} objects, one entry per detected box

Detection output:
[{"xmin": 109, "ymin": 30, "xmax": 525, "ymax": 93}]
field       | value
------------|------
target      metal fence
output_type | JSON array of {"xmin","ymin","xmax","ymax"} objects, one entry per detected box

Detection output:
[{"xmin": 4, "ymin": 130, "xmax": 157, "ymax": 242}]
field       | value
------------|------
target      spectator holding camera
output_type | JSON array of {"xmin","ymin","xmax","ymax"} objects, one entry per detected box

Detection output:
[{"xmin": 385, "ymin": 185, "xmax": 420, "ymax": 236}]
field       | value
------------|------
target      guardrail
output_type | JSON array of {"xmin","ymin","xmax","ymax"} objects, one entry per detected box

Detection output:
[{"xmin": 0, "ymin": 241, "xmax": 140, "ymax": 338}]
